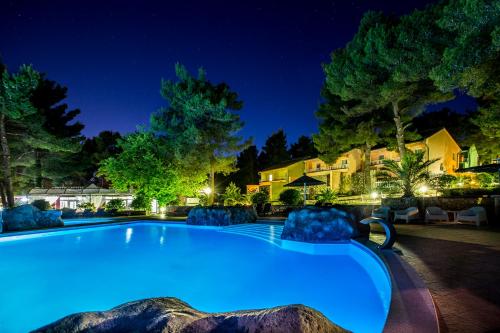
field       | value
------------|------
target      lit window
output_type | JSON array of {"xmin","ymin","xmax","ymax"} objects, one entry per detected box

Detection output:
[{"xmin": 269, "ymin": 174, "xmax": 273, "ymax": 181}]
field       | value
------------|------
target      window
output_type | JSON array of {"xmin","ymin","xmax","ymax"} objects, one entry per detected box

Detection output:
[
  {"xmin": 440, "ymin": 163, "xmax": 444, "ymax": 171},
  {"xmin": 316, "ymin": 163, "xmax": 321, "ymax": 170},
  {"xmin": 326, "ymin": 174, "xmax": 331, "ymax": 187},
  {"xmin": 415, "ymin": 149, "xmax": 423, "ymax": 154},
  {"xmin": 378, "ymin": 155, "xmax": 384, "ymax": 160},
  {"xmin": 341, "ymin": 159, "xmax": 348, "ymax": 167},
  {"xmin": 268, "ymin": 174, "xmax": 273, "ymax": 181}
]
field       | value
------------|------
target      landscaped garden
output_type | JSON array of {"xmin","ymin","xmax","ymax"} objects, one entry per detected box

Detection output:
[{"xmin": 0, "ymin": 0, "xmax": 499, "ymax": 332}]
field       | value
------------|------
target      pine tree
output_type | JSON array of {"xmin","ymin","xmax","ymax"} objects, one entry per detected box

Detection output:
[{"xmin": 258, "ymin": 129, "xmax": 290, "ymax": 168}]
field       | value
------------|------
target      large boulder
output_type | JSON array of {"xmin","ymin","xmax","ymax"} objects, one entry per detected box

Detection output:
[
  {"xmin": 186, "ymin": 206, "xmax": 257, "ymax": 226},
  {"xmin": 281, "ymin": 207, "xmax": 360, "ymax": 243},
  {"xmin": 2, "ymin": 204, "xmax": 63, "ymax": 232},
  {"xmin": 33, "ymin": 297, "xmax": 349, "ymax": 333}
]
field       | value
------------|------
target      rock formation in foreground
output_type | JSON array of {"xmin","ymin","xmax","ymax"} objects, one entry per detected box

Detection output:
[{"xmin": 33, "ymin": 297, "xmax": 349, "ymax": 333}]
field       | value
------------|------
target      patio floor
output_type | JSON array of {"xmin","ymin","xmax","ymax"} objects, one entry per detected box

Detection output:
[{"xmin": 370, "ymin": 223, "xmax": 500, "ymax": 333}]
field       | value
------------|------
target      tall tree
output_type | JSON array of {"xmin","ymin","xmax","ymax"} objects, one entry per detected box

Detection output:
[
  {"xmin": 99, "ymin": 131, "xmax": 205, "ymax": 207},
  {"xmin": 314, "ymin": 89, "xmax": 393, "ymax": 193},
  {"xmin": 289, "ymin": 135, "xmax": 318, "ymax": 159},
  {"xmin": 0, "ymin": 63, "xmax": 39, "ymax": 207},
  {"xmin": 228, "ymin": 145, "xmax": 260, "ymax": 191},
  {"xmin": 151, "ymin": 63, "xmax": 249, "ymax": 204},
  {"xmin": 430, "ymin": 0, "xmax": 500, "ymax": 139},
  {"xmin": 324, "ymin": 8, "xmax": 451, "ymax": 158},
  {"xmin": 28, "ymin": 76, "xmax": 84, "ymax": 187},
  {"xmin": 258, "ymin": 129, "xmax": 290, "ymax": 168}
]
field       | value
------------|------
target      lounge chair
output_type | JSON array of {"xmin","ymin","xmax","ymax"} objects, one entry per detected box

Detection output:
[
  {"xmin": 457, "ymin": 206, "xmax": 488, "ymax": 226},
  {"xmin": 425, "ymin": 206, "xmax": 448, "ymax": 223},
  {"xmin": 372, "ymin": 206, "xmax": 391, "ymax": 221},
  {"xmin": 394, "ymin": 207, "xmax": 419, "ymax": 224}
]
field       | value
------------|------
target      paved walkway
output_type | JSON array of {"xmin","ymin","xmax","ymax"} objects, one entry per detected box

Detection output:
[{"xmin": 371, "ymin": 224, "xmax": 500, "ymax": 333}]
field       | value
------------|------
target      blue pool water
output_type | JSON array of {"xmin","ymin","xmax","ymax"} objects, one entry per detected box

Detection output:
[{"xmin": 0, "ymin": 222, "xmax": 390, "ymax": 332}]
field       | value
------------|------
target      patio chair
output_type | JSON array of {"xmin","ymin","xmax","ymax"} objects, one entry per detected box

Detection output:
[
  {"xmin": 372, "ymin": 206, "xmax": 391, "ymax": 221},
  {"xmin": 425, "ymin": 206, "xmax": 449, "ymax": 223},
  {"xmin": 457, "ymin": 206, "xmax": 488, "ymax": 226},
  {"xmin": 394, "ymin": 207, "xmax": 419, "ymax": 224}
]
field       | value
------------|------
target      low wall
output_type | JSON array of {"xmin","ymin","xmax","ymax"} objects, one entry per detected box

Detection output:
[{"xmin": 382, "ymin": 196, "xmax": 497, "ymax": 223}]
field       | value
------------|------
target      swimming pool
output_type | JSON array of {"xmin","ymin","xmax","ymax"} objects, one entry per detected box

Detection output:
[{"xmin": 0, "ymin": 222, "xmax": 391, "ymax": 332}]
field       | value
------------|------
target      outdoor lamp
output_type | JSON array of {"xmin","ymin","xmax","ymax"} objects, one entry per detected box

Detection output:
[
  {"xmin": 419, "ymin": 185, "xmax": 428, "ymax": 194},
  {"xmin": 370, "ymin": 191, "xmax": 379, "ymax": 199},
  {"xmin": 202, "ymin": 187, "xmax": 212, "ymax": 195}
]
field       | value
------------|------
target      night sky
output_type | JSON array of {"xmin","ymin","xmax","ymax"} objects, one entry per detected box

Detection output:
[{"xmin": 1, "ymin": 0, "xmax": 475, "ymax": 148}]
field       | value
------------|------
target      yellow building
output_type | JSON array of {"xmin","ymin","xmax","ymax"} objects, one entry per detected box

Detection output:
[
  {"xmin": 249, "ymin": 128, "xmax": 463, "ymax": 202},
  {"xmin": 257, "ymin": 159, "xmax": 305, "ymax": 201},
  {"xmin": 370, "ymin": 128, "xmax": 461, "ymax": 175},
  {"xmin": 304, "ymin": 149, "xmax": 363, "ymax": 193}
]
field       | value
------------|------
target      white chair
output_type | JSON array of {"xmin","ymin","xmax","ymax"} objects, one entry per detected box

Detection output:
[
  {"xmin": 425, "ymin": 206, "xmax": 449, "ymax": 223},
  {"xmin": 457, "ymin": 207, "xmax": 488, "ymax": 226},
  {"xmin": 372, "ymin": 206, "xmax": 391, "ymax": 221},
  {"xmin": 394, "ymin": 207, "xmax": 419, "ymax": 223}
]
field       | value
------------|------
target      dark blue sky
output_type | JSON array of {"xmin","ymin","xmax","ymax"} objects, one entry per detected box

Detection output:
[{"xmin": 1, "ymin": 0, "xmax": 475, "ymax": 148}]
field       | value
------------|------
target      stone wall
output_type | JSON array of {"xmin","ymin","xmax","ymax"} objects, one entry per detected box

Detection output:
[
  {"xmin": 186, "ymin": 206, "xmax": 257, "ymax": 226},
  {"xmin": 382, "ymin": 196, "xmax": 497, "ymax": 223}
]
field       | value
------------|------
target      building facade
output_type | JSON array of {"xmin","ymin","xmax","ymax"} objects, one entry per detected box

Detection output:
[
  {"xmin": 27, "ymin": 184, "xmax": 133, "ymax": 209},
  {"xmin": 248, "ymin": 128, "xmax": 464, "ymax": 202}
]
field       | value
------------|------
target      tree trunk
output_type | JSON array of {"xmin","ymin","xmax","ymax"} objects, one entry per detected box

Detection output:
[
  {"xmin": 363, "ymin": 143, "xmax": 372, "ymax": 193},
  {"xmin": 0, "ymin": 113, "xmax": 14, "ymax": 207},
  {"xmin": 0, "ymin": 181, "xmax": 7, "ymax": 207},
  {"xmin": 209, "ymin": 159, "xmax": 215, "ymax": 205},
  {"xmin": 35, "ymin": 149, "xmax": 43, "ymax": 187},
  {"xmin": 392, "ymin": 101, "xmax": 406, "ymax": 159}
]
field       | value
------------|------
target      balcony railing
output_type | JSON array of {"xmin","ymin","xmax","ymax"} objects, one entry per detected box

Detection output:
[
  {"xmin": 370, "ymin": 158, "xmax": 400, "ymax": 166},
  {"xmin": 306, "ymin": 165, "xmax": 348, "ymax": 172}
]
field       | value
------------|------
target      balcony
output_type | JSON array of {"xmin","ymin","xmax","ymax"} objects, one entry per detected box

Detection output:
[
  {"xmin": 306, "ymin": 164, "xmax": 348, "ymax": 173},
  {"xmin": 370, "ymin": 158, "xmax": 400, "ymax": 166}
]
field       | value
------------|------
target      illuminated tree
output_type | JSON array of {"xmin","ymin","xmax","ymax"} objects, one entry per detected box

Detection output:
[
  {"xmin": 151, "ymin": 63, "xmax": 249, "ymax": 204},
  {"xmin": 0, "ymin": 63, "xmax": 39, "ymax": 207}
]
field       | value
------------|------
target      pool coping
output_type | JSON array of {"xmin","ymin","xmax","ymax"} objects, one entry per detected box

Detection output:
[{"xmin": 0, "ymin": 220, "xmax": 440, "ymax": 333}]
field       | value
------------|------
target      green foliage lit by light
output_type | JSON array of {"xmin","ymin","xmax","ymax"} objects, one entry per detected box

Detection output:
[
  {"xmin": 377, "ymin": 151, "xmax": 438, "ymax": 197},
  {"xmin": 279, "ymin": 188, "xmax": 302, "ymax": 206},
  {"xmin": 106, "ymin": 198, "xmax": 125, "ymax": 211},
  {"xmin": 315, "ymin": 188, "xmax": 337, "ymax": 205},
  {"xmin": 222, "ymin": 182, "xmax": 250, "ymax": 206}
]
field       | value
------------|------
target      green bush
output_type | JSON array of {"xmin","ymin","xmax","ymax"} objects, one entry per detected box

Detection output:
[
  {"xmin": 106, "ymin": 199, "xmax": 125, "ymax": 211},
  {"xmin": 441, "ymin": 187, "xmax": 500, "ymax": 197},
  {"xmin": 279, "ymin": 189, "xmax": 302, "ymax": 205},
  {"xmin": 430, "ymin": 174, "xmax": 457, "ymax": 192},
  {"xmin": 477, "ymin": 173, "xmax": 495, "ymax": 188},
  {"xmin": 315, "ymin": 188, "xmax": 337, "ymax": 205},
  {"xmin": 131, "ymin": 196, "xmax": 150, "ymax": 210},
  {"xmin": 77, "ymin": 202, "xmax": 95, "ymax": 211},
  {"xmin": 251, "ymin": 191, "xmax": 269, "ymax": 205},
  {"xmin": 222, "ymin": 182, "xmax": 250, "ymax": 206},
  {"xmin": 32, "ymin": 199, "xmax": 51, "ymax": 211}
]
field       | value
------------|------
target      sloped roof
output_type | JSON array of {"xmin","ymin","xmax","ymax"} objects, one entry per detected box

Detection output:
[{"xmin": 28, "ymin": 184, "xmax": 131, "ymax": 195}]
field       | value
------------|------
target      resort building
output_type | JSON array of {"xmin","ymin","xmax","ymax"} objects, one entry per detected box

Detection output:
[
  {"xmin": 248, "ymin": 128, "xmax": 464, "ymax": 202},
  {"xmin": 26, "ymin": 183, "xmax": 133, "ymax": 209}
]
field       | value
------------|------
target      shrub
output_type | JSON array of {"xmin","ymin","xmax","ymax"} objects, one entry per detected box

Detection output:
[
  {"xmin": 131, "ymin": 195, "xmax": 150, "ymax": 210},
  {"xmin": 106, "ymin": 199, "xmax": 125, "ymax": 211},
  {"xmin": 222, "ymin": 182, "xmax": 249, "ymax": 206},
  {"xmin": 32, "ymin": 199, "xmax": 51, "ymax": 211},
  {"xmin": 315, "ymin": 188, "xmax": 337, "ymax": 205},
  {"xmin": 251, "ymin": 191, "xmax": 269, "ymax": 205},
  {"xmin": 477, "ymin": 173, "xmax": 495, "ymax": 188},
  {"xmin": 430, "ymin": 174, "xmax": 457, "ymax": 192},
  {"xmin": 279, "ymin": 189, "xmax": 302, "ymax": 206},
  {"xmin": 77, "ymin": 202, "xmax": 95, "ymax": 211}
]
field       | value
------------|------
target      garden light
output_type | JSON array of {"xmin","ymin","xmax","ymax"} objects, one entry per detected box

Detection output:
[
  {"xmin": 370, "ymin": 191, "xmax": 379, "ymax": 199},
  {"xmin": 419, "ymin": 185, "xmax": 428, "ymax": 194},
  {"xmin": 202, "ymin": 187, "xmax": 212, "ymax": 195}
]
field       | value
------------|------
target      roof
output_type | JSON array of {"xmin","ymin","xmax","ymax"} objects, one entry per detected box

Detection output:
[
  {"xmin": 284, "ymin": 175, "xmax": 325, "ymax": 187},
  {"xmin": 259, "ymin": 158, "xmax": 308, "ymax": 172},
  {"xmin": 28, "ymin": 184, "xmax": 131, "ymax": 196}
]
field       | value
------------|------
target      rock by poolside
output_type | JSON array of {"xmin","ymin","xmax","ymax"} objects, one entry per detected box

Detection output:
[
  {"xmin": 2, "ymin": 204, "xmax": 63, "ymax": 232},
  {"xmin": 281, "ymin": 207, "xmax": 360, "ymax": 243},
  {"xmin": 33, "ymin": 297, "xmax": 349, "ymax": 333},
  {"xmin": 186, "ymin": 206, "xmax": 257, "ymax": 226}
]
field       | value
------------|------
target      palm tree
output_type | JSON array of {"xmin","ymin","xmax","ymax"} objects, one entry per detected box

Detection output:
[{"xmin": 377, "ymin": 151, "xmax": 438, "ymax": 197}]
